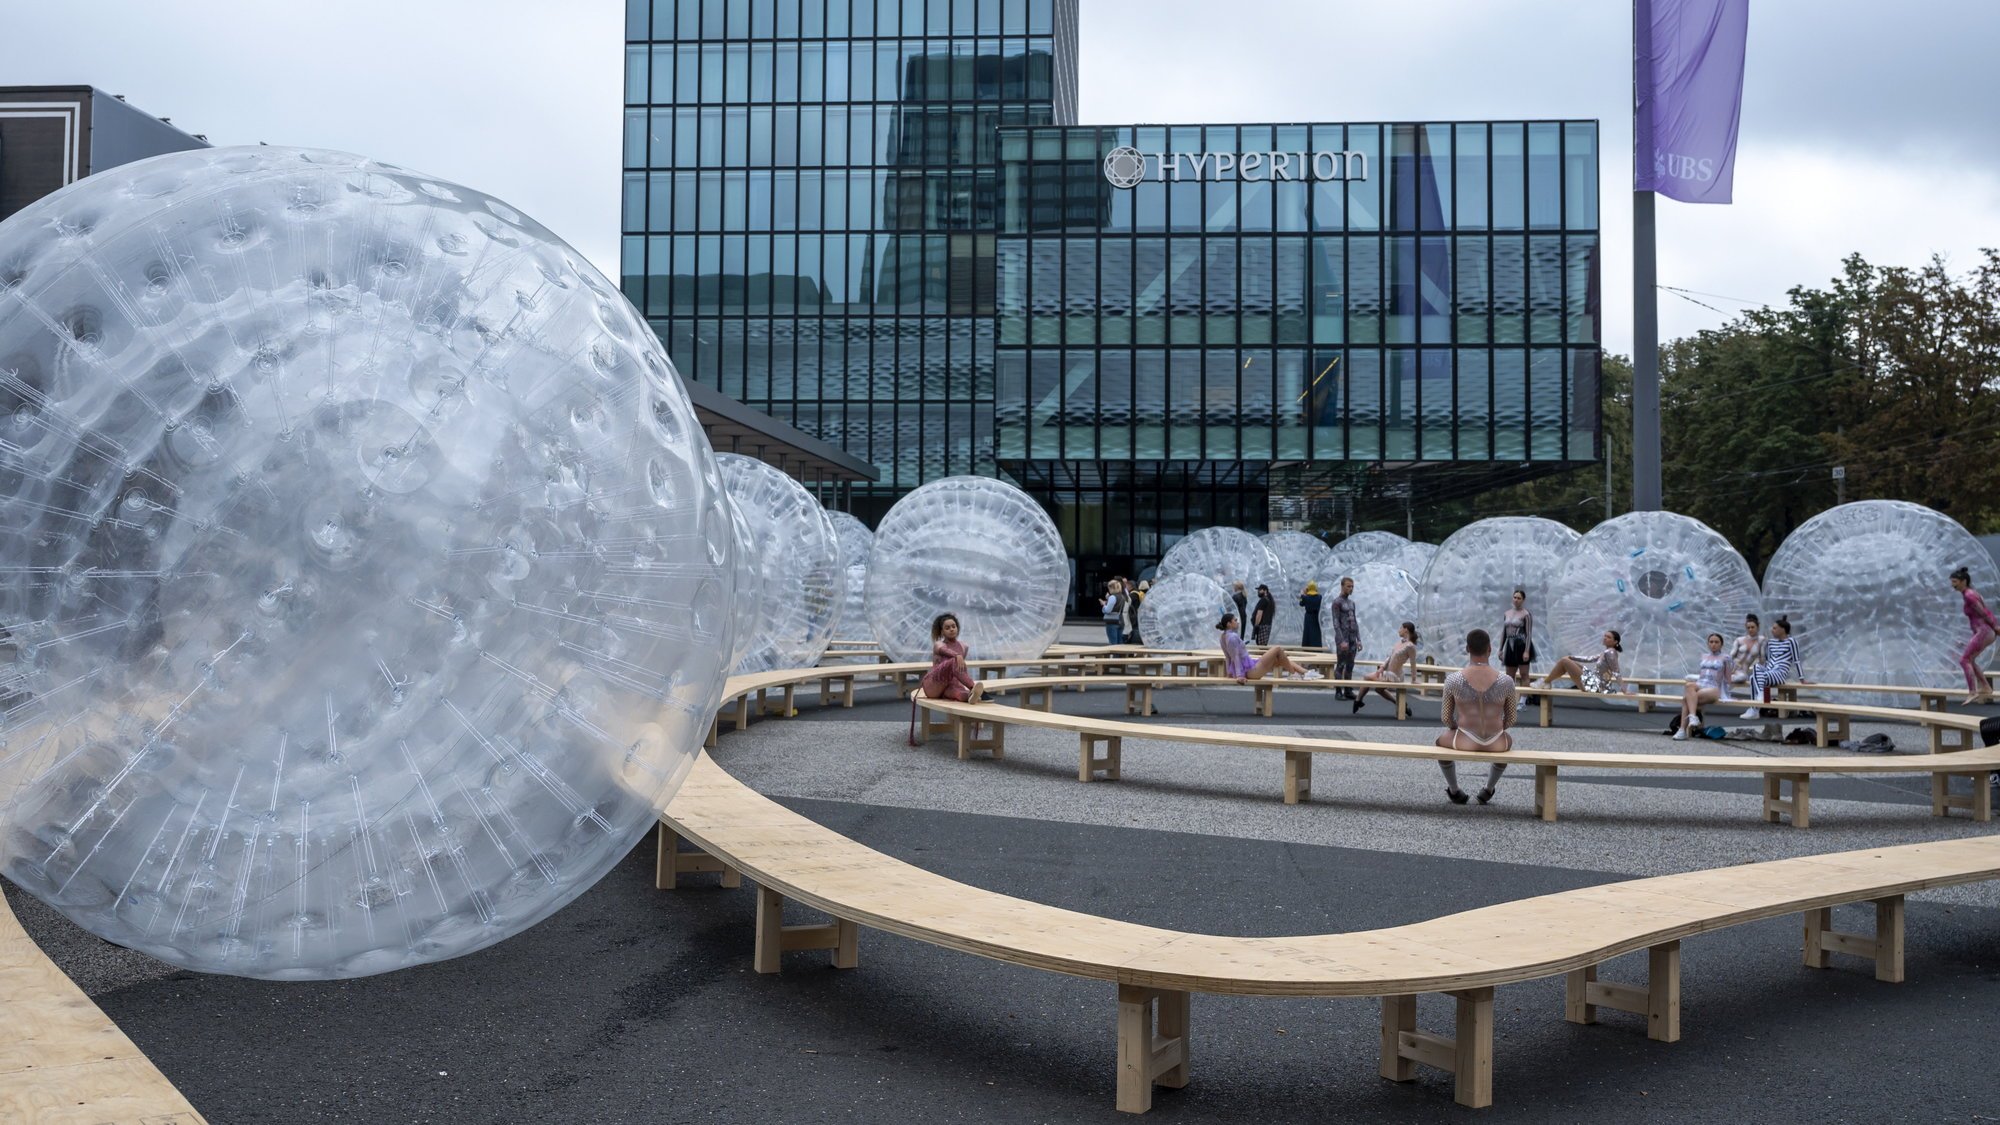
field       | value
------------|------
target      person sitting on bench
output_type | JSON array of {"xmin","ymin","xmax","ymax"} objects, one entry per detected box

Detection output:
[
  {"xmin": 1434, "ymin": 629, "xmax": 1517, "ymax": 805},
  {"xmin": 1353, "ymin": 620, "xmax": 1420, "ymax": 714},
  {"xmin": 909, "ymin": 612, "xmax": 982, "ymax": 744},
  {"xmin": 1541, "ymin": 630, "xmax": 1624, "ymax": 694},
  {"xmin": 1218, "ymin": 612, "xmax": 1319, "ymax": 684}
]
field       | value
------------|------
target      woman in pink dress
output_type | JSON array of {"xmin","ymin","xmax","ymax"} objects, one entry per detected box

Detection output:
[
  {"xmin": 908, "ymin": 613, "xmax": 983, "ymax": 745},
  {"xmin": 1952, "ymin": 567, "xmax": 1998, "ymax": 705}
]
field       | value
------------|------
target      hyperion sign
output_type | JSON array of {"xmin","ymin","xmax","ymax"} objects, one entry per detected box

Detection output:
[{"xmin": 1102, "ymin": 145, "xmax": 1369, "ymax": 189}]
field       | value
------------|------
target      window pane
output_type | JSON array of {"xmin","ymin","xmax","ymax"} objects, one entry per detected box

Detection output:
[
  {"xmin": 1528, "ymin": 123, "xmax": 1561, "ymax": 230},
  {"xmin": 1565, "ymin": 122, "xmax": 1598, "ymax": 230},
  {"xmin": 1456, "ymin": 349, "xmax": 1490, "ymax": 459},
  {"xmin": 1454, "ymin": 124, "xmax": 1487, "ymax": 230},
  {"xmin": 1492, "ymin": 348, "xmax": 1526, "ymax": 458},
  {"xmin": 1566, "ymin": 235, "xmax": 1599, "ymax": 343},
  {"xmin": 1530, "ymin": 349, "xmax": 1563, "ymax": 458},
  {"xmin": 1491, "ymin": 124, "xmax": 1524, "ymax": 230}
]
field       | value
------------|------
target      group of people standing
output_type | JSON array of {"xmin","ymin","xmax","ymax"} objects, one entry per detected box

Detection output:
[{"xmin": 1099, "ymin": 578, "xmax": 1149, "ymax": 646}]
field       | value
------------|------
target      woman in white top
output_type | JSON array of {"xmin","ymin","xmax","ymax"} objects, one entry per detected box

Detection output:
[
  {"xmin": 1352, "ymin": 621, "xmax": 1420, "ymax": 715},
  {"xmin": 1540, "ymin": 630, "xmax": 1624, "ymax": 694},
  {"xmin": 1673, "ymin": 632, "xmax": 1732, "ymax": 740}
]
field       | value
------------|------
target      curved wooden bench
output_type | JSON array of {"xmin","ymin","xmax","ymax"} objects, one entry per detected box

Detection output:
[
  {"xmin": 0, "ymin": 888, "xmax": 208, "ymax": 1124},
  {"xmin": 909, "ymin": 675, "xmax": 2000, "ymax": 827},
  {"xmin": 663, "ymin": 678, "xmax": 2000, "ymax": 1112}
]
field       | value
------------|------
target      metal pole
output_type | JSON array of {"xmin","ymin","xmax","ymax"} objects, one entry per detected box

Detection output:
[{"xmin": 1632, "ymin": 190, "xmax": 1662, "ymax": 511}]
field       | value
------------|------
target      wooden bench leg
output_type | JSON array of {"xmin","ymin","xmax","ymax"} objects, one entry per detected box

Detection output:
[
  {"xmin": 755, "ymin": 885, "xmax": 859, "ymax": 974},
  {"xmin": 1283, "ymin": 750, "xmax": 1313, "ymax": 805},
  {"xmin": 1395, "ymin": 689, "xmax": 1409, "ymax": 721},
  {"xmin": 729, "ymin": 695, "xmax": 752, "ymax": 731},
  {"xmin": 1533, "ymin": 765, "xmax": 1558, "ymax": 822},
  {"xmin": 1562, "ymin": 942, "xmax": 1679, "ymax": 1042},
  {"xmin": 1075, "ymin": 734, "xmax": 1123, "ymax": 781},
  {"xmin": 1762, "ymin": 772, "xmax": 1810, "ymax": 827},
  {"xmin": 1255, "ymin": 683, "xmax": 1273, "ymax": 718},
  {"xmin": 1116, "ymin": 984, "xmax": 1191, "ymax": 1113},
  {"xmin": 1379, "ymin": 995, "xmax": 1419, "ymax": 1082},
  {"xmin": 1804, "ymin": 896, "xmax": 1905, "ymax": 982},
  {"xmin": 1931, "ymin": 772, "xmax": 1991, "ymax": 820},
  {"xmin": 1539, "ymin": 696, "xmax": 1553, "ymax": 727},
  {"xmin": 654, "ymin": 824, "xmax": 743, "ymax": 891},
  {"xmin": 1933, "ymin": 725, "xmax": 1972, "ymax": 754},
  {"xmin": 1379, "ymin": 989, "xmax": 1494, "ymax": 1107},
  {"xmin": 706, "ymin": 716, "xmax": 719, "ymax": 749}
]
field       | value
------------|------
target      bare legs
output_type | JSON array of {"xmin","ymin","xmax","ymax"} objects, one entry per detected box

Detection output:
[
  {"xmin": 1540, "ymin": 657, "xmax": 1587, "ymax": 690},
  {"xmin": 1247, "ymin": 645, "xmax": 1308, "ymax": 680},
  {"xmin": 1679, "ymin": 684, "xmax": 1719, "ymax": 727}
]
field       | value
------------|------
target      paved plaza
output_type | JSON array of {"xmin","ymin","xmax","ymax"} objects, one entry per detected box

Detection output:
[{"xmin": 12, "ymin": 629, "xmax": 2000, "ymax": 1123}]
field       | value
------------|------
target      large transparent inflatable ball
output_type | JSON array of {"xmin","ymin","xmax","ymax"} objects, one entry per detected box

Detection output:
[
  {"xmin": 716, "ymin": 453, "xmax": 840, "ymax": 672},
  {"xmin": 1159, "ymin": 528, "xmax": 1285, "ymax": 605},
  {"xmin": 1137, "ymin": 574, "xmax": 1234, "ymax": 653},
  {"xmin": 1416, "ymin": 517, "xmax": 1580, "ymax": 671},
  {"xmin": 0, "ymin": 147, "xmax": 735, "ymax": 979},
  {"xmin": 826, "ymin": 510, "xmax": 874, "ymax": 641},
  {"xmin": 1390, "ymin": 541, "xmax": 1440, "ymax": 578},
  {"xmin": 721, "ymin": 492, "xmax": 765, "ymax": 669},
  {"xmin": 1261, "ymin": 530, "xmax": 1332, "ymax": 646},
  {"xmin": 864, "ymin": 477, "xmax": 1068, "ymax": 663},
  {"xmin": 1762, "ymin": 500, "xmax": 2000, "ymax": 705},
  {"xmin": 1551, "ymin": 511, "xmax": 1762, "ymax": 682},
  {"xmin": 1324, "ymin": 561, "xmax": 1421, "ymax": 663},
  {"xmin": 1321, "ymin": 530, "xmax": 1411, "ymax": 578}
]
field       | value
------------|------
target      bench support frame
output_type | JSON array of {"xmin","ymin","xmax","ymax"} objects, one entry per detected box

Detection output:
[
  {"xmin": 1533, "ymin": 765, "xmax": 1559, "ymax": 822},
  {"xmin": 655, "ymin": 824, "xmax": 742, "ymax": 891},
  {"xmin": 954, "ymin": 714, "xmax": 1006, "ymax": 760},
  {"xmin": 1116, "ymin": 984, "xmax": 1190, "ymax": 1113},
  {"xmin": 1283, "ymin": 750, "xmax": 1313, "ymax": 804},
  {"xmin": 754, "ymin": 885, "xmax": 859, "ymax": 974},
  {"xmin": 818, "ymin": 674, "xmax": 856, "ymax": 709},
  {"xmin": 1762, "ymin": 772, "xmax": 1811, "ymax": 828},
  {"xmin": 1564, "ymin": 940, "xmax": 1681, "ymax": 1042},
  {"xmin": 1803, "ymin": 895, "xmax": 1905, "ymax": 982},
  {"xmin": 1124, "ymin": 682, "xmax": 1155, "ymax": 717},
  {"xmin": 1379, "ymin": 987, "xmax": 1494, "ymax": 1108},
  {"xmin": 1930, "ymin": 772, "xmax": 1994, "ymax": 821},
  {"xmin": 1080, "ymin": 733, "xmax": 1123, "ymax": 781}
]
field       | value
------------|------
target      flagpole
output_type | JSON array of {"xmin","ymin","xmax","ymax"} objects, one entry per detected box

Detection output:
[
  {"xmin": 1631, "ymin": 0, "xmax": 1663, "ymax": 511},
  {"xmin": 1632, "ymin": 188, "xmax": 1661, "ymax": 511}
]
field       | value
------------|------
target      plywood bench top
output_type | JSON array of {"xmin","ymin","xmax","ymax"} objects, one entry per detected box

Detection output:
[
  {"xmin": 664, "ymin": 748, "xmax": 2000, "ymax": 998},
  {"xmin": 0, "ymin": 887, "xmax": 208, "ymax": 1124}
]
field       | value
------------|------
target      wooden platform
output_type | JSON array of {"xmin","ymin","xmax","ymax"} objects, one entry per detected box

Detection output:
[
  {"xmin": 665, "ymin": 679, "xmax": 2000, "ymax": 1112},
  {"xmin": 0, "ymin": 888, "xmax": 208, "ymax": 1124}
]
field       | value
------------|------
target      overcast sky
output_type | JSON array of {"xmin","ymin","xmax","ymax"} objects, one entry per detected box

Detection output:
[{"xmin": 5, "ymin": 0, "xmax": 1995, "ymax": 354}]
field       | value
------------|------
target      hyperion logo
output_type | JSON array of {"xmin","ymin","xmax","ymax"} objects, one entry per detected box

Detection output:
[{"xmin": 1102, "ymin": 146, "xmax": 1146, "ymax": 189}]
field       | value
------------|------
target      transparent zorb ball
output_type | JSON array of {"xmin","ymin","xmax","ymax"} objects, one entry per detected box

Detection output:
[
  {"xmin": 1159, "ymin": 528, "xmax": 1285, "ymax": 611},
  {"xmin": 1262, "ymin": 530, "xmax": 1332, "ymax": 647},
  {"xmin": 1325, "ymin": 561, "xmax": 1422, "ymax": 664},
  {"xmin": 1551, "ymin": 511, "xmax": 1761, "ymax": 682},
  {"xmin": 1416, "ymin": 517, "xmax": 1580, "ymax": 673},
  {"xmin": 1137, "ymin": 574, "xmax": 1234, "ymax": 653},
  {"xmin": 864, "ymin": 477, "xmax": 1069, "ymax": 663},
  {"xmin": 0, "ymin": 147, "xmax": 735, "ymax": 978},
  {"xmin": 716, "ymin": 453, "xmax": 840, "ymax": 673},
  {"xmin": 825, "ymin": 511, "xmax": 873, "ymax": 641}
]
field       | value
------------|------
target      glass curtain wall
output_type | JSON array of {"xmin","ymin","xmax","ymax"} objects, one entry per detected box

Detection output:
[
  {"xmin": 995, "ymin": 121, "xmax": 1602, "ymax": 495},
  {"xmin": 623, "ymin": 0, "xmax": 1074, "ymax": 511}
]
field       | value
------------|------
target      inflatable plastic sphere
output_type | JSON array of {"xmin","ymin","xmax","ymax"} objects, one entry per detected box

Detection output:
[
  {"xmin": 825, "ymin": 511, "xmax": 873, "ymax": 641},
  {"xmin": 1323, "ymin": 530, "xmax": 1411, "ymax": 577},
  {"xmin": 0, "ymin": 147, "xmax": 735, "ymax": 979},
  {"xmin": 721, "ymin": 492, "xmax": 766, "ymax": 668},
  {"xmin": 864, "ymin": 476, "xmax": 1068, "ymax": 662},
  {"xmin": 1137, "ymin": 574, "xmax": 1234, "ymax": 653},
  {"xmin": 1762, "ymin": 501, "xmax": 2000, "ymax": 705},
  {"xmin": 1416, "ymin": 517, "xmax": 1580, "ymax": 671},
  {"xmin": 1552, "ymin": 512, "xmax": 1762, "ymax": 682},
  {"xmin": 1390, "ymin": 541, "xmax": 1440, "ymax": 578},
  {"xmin": 1323, "ymin": 562, "xmax": 1421, "ymax": 663},
  {"xmin": 1158, "ymin": 528, "xmax": 1285, "ymax": 607},
  {"xmin": 716, "ymin": 453, "xmax": 840, "ymax": 672},
  {"xmin": 1262, "ymin": 530, "xmax": 1332, "ymax": 646}
]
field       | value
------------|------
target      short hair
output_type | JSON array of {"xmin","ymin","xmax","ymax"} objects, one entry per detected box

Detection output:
[{"xmin": 1465, "ymin": 628, "xmax": 1491, "ymax": 657}]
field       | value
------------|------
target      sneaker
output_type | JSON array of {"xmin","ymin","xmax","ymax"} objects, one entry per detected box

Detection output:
[
  {"xmin": 1740, "ymin": 708, "xmax": 1761, "ymax": 720},
  {"xmin": 1672, "ymin": 726, "xmax": 1688, "ymax": 741},
  {"xmin": 1302, "ymin": 669, "xmax": 1324, "ymax": 681},
  {"xmin": 1446, "ymin": 788, "xmax": 1470, "ymax": 805},
  {"xmin": 1515, "ymin": 698, "xmax": 1528, "ymax": 712},
  {"xmin": 1476, "ymin": 787, "xmax": 1495, "ymax": 805},
  {"xmin": 1351, "ymin": 695, "xmax": 1366, "ymax": 714}
]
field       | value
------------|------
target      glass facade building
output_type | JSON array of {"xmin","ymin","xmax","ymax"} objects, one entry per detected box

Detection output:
[{"xmin": 621, "ymin": 2, "xmax": 1601, "ymax": 585}]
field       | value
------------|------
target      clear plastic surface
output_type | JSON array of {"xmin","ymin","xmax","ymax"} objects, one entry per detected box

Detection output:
[
  {"xmin": 1136, "ymin": 574, "xmax": 1234, "ymax": 653},
  {"xmin": 863, "ymin": 477, "xmax": 1068, "ymax": 662},
  {"xmin": 1762, "ymin": 500, "xmax": 2000, "ymax": 704},
  {"xmin": 716, "ymin": 453, "xmax": 840, "ymax": 672},
  {"xmin": 0, "ymin": 147, "xmax": 734, "ymax": 979},
  {"xmin": 826, "ymin": 511, "xmax": 873, "ymax": 641},
  {"xmin": 1261, "ymin": 530, "xmax": 1332, "ymax": 646},
  {"xmin": 1390, "ymin": 541, "xmax": 1439, "ymax": 578},
  {"xmin": 1415, "ymin": 517, "xmax": 1580, "ymax": 670},
  {"xmin": 1158, "ymin": 528, "xmax": 1285, "ymax": 607},
  {"xmin": 1321, "ymin": 530, "xmax": 1411, "ymax": 579},
  {"xmin": 1322, "ymin": 562, "xmax": 1421, "ymax": 663},
  {"xmin": 722, "ymin": 492, "xmax": 766, "ymax": 668},
  {"xmin": 1551, "ymin": 511, "xmax": 1762, "ymax": 682}
]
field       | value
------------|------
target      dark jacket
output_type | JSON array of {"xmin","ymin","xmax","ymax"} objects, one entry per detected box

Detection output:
[{"xmin": 1299, "ymin": 593, "xmax": 1324, "ymax": 648}]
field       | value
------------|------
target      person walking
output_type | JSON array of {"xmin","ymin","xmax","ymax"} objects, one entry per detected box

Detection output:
[
  {"xmin": 1251, "ymin": 584, "xmax": 1277, "ymax": 646},
  {"xmin": 1217, "ymin": 613, "xmax": 1320, "ymax": 683},
  {"xmin": 1433, "ymin": 629, "xmax": 1516, "ymax": 805},
  {"xmin": 1100, "ymin": 579, "xmax": 1125, "ymax": 646},
  {"xmin": 1673, "ymin": 632, "xmax": 1733, "ymax": 740},
  {"xmin": 1953, "ymin": 566, "xmax": 1998, "ymax": 705},
  {"xmin": 1742, "ymin": 616, "xmax": 1803, "ymax": 718},
  {"xmin": 1329, "ymin": 575, "xmax": 1360, "ymax": 699},
  {"xmin": 1121, "ymin": 578, "xmax": 1145, "ymax": 647},
  {"xmin": 1298, "ymin": 581, "xmax": 1324, "ymax": 649},
  {"xmin": 1500, "ymin": 589, "xmax": 1535, "ymax": 709}
]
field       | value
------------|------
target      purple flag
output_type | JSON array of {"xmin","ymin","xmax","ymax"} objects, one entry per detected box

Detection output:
[{"xmin": 1634, "ymin": 0, "xmax": 1749, "ymax": 203}]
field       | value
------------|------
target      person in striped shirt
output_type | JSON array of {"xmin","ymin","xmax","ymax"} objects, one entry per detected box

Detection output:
[{"xmin": 1742, "ymin": 615, "xmax": 1803, "ymax": 719}]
